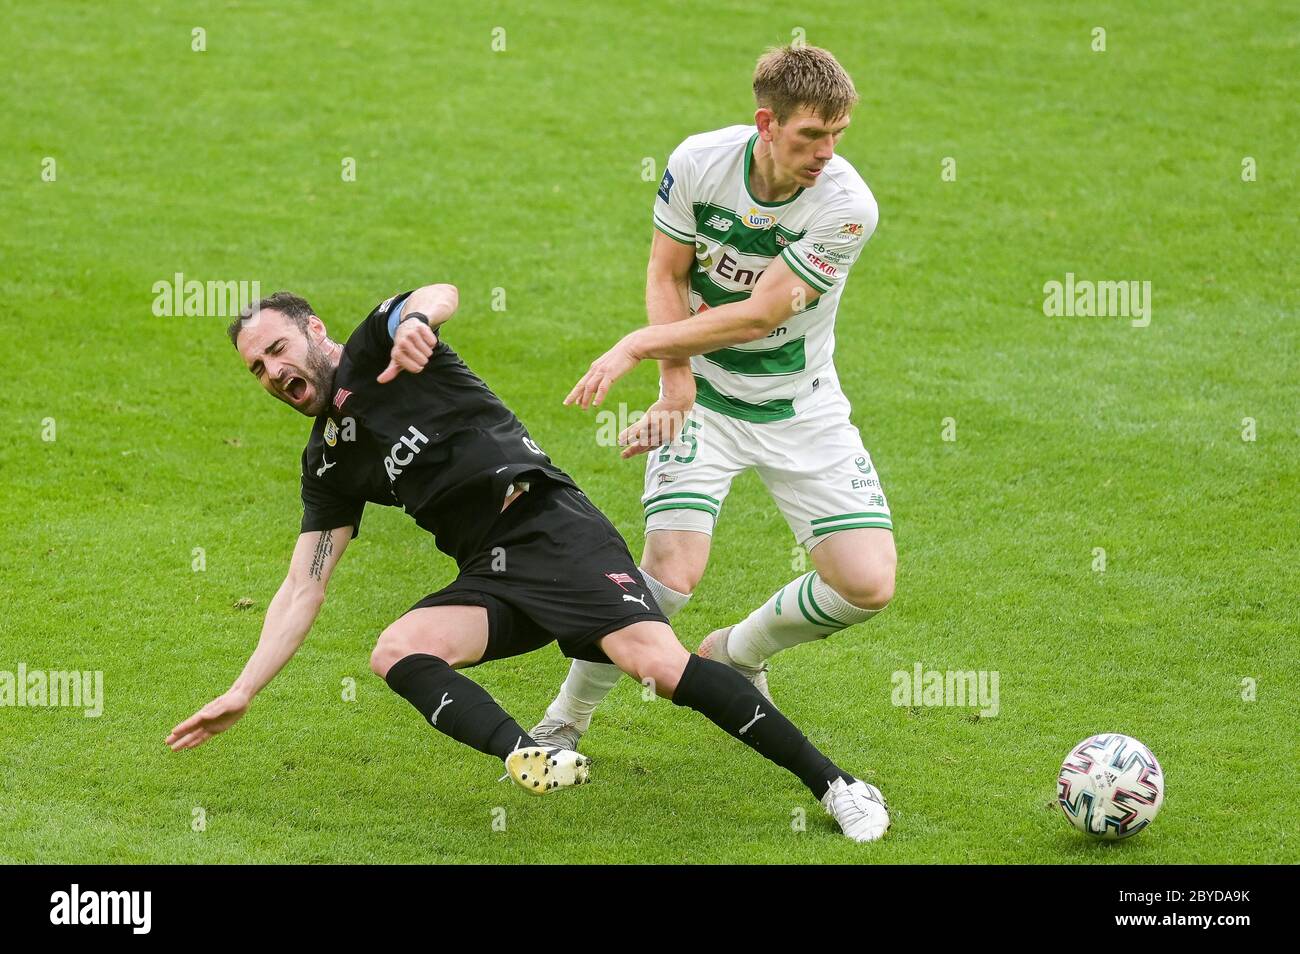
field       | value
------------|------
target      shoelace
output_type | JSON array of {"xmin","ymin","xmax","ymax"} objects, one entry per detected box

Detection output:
[
  {"xmin": 843, "ymin": 785, "xmax": 887, "ymax": 820},
  {"xmin": 829, "ymin": 781, "xmax": 883, "ymax": 818}
]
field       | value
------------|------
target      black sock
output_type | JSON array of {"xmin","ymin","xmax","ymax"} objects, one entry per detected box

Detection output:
[
  {"xmin": 672, "ymin": 654, "xmax": 853, "ymax": 798},
  {"xmin": 384, "ymin": 653, "xmax": 534, "ymax": 761}
]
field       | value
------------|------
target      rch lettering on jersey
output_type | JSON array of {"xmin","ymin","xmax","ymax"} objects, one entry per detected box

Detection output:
[{"xmin": 384, "ymin": 425, "xmax": 430, "ymax": 480}]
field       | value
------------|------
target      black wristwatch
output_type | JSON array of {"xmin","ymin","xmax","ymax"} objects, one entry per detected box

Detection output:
[{"xmin": 398, "ymin": 309, "xmax": 429, "ymax": 329}]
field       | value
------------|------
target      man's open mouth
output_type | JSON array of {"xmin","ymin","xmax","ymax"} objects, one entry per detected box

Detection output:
[{"xmin": 283, "ymin": 375, "xmax": 308, "ymax": 403}]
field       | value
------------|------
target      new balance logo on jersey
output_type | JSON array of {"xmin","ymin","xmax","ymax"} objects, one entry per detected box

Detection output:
[
  {"xmin": 383, "ymin": 425, "xmax": 430, "ymax": 480},
  {"xmin": 739, "ymin": 706, "xmax": 766, "ymax": 735},
  {"xmin": 704, "ymin": 214, "xmax": 733, "ymax": 232},
  {"xmin": 622, "ymin": 593, "xmax": 649, "ymax": 610}
]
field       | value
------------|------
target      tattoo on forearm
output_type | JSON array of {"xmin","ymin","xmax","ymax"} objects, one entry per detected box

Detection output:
[{"xmin": 309, "ymin": 531, "xmax": 333, "ymax": 581}]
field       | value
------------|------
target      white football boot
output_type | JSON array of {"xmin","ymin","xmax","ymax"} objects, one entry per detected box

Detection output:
[
  {"xmin": 696, "ymin": 626, "xmax": 772, "ymax": 702},
  {"xmin": 505, "ymin": 746, "xmax": 592, "ymax": 796},
  {"xmin": 528, "ymin": 716, "xmax": 585, "ymax": 753},
  {"xmin": 822, "ymin": 777, "xmax": 890, "ymax": 842}
]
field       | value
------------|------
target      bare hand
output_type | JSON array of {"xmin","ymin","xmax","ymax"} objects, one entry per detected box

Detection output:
[
  {"xmin": 378, "ymin": 319, "xmax": 439, "ymax": 383},
  {"xmin": 618, "ymin": 397, "xmax": 693, "ymax": 459},
  {"xmin": 564, "ymin": 338, "xmax": 640, "ymax": 409},
  {"xmin": 166, "ymin": 690, "xmax": 251, "ymax": 751}
]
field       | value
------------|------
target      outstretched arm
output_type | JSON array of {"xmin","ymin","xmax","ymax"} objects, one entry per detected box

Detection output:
[
  {"xmin": 566, "ymin": 258, "xmax": 821, "ymax": 409},
  {"xmin": 618, "ymin": 231, "xmax": 698, "ymax": 457},
  {"xmin": 166, "ymin": 525, "xmax": 352, "ymax": 750}
]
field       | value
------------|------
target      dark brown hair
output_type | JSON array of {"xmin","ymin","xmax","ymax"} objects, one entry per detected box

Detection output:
[{"xmin": 227, "ymin": 291, "xmax": 315, "ymax": 347}]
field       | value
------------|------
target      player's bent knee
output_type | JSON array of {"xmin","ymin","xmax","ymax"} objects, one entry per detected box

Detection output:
[
  {"xmin": 370, "ymin": 620, "xmax": 461, "ymax": 678},
  {"xmin": 641, "ymin": 531, "xmax": 710, "ymax": 595},
  {"xmin": 645, "ymin": 565, "xmax": 701, "ymax": 597},
  {"xmin": 836, "ymin": 565, "xmax": 895, "ymax": 611},
  {"xmin": 653, "ymin": 642, "xmax": 695, "ymax": 691},
  {"xmin": 636, "ymin": 652, "xmax": 688, "ymax": 698},
  {"xmin": 601, "ymin": 623, "xmax": 689, "ymax": 694},
  {"xmin": 370, "ymin": 627, "xmax": 411, "ymax": 679},
  {"xmin": 370, "ymin": 637, "xmax": 398, "ymax": 679}
]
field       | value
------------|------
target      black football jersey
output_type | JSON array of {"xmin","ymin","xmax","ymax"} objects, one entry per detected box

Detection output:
[{"xmin": 298, "ymin": 291, "xmax": 578, "ymax": 564}]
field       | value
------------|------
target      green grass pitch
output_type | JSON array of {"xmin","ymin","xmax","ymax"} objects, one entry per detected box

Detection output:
[{"xmin": 1, "ymin": 0, "xmax": 1296, "ymax": 863}]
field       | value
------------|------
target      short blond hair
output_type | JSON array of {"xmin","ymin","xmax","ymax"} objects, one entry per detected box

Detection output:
[{"xmin": 752, "ymin": 45, "xmax": 858, "ymax": 123}]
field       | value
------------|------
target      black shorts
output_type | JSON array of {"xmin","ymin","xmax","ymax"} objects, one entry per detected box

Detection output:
[{"xmin": 406, "ymin": 476, "xmax": 667, "ymax": 665}]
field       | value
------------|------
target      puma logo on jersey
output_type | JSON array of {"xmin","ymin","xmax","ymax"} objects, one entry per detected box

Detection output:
[
  {"xmin": 429, "ymin": 692, "xmax": 453, "ymax": 726},
  {"xmin": 384, "ymin": 425, "xmax": 430, "ymax": 480},
  {"xmin": 739, "ymin": 706, "xmax": 767, "ymax": 735},
  {"xmin": 316, "ymin": 457, "xmax": 336, "ymax": 477},
  {"xmin": 622, "ymin": 593, "xmax": 649, "ymax": 610}
]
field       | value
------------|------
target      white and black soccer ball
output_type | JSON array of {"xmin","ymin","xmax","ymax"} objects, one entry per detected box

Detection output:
[{"xmin": 1058, "ymin": 733, "xmax": 1164, "ymax": 839}]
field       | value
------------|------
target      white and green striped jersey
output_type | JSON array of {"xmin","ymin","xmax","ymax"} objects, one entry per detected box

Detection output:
[{"xmin": 653, "ymin": 125, "xmax": 878, "ymax": 423}]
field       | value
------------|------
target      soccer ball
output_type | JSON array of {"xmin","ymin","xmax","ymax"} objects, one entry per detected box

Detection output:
[{"xmin": 1057, "ymin": 733, "xmax": 1164, "ymax": 839}]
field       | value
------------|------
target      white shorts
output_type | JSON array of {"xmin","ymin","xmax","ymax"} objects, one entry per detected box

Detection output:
[{"xmin": 642, "ymin": 386, "xmax": 892, "ymax": 550}]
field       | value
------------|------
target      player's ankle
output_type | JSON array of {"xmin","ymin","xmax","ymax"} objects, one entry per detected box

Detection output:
[{"xmin": 544, "ymin": 699, "xmax": 590, "ymax": 733}]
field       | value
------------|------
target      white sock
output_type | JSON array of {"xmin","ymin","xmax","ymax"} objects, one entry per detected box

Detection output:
[
  {"xmin": 543, "ymin": 568, "xmax": 691, "ymax": 731},
  {"xmin": 728, "ymin": 572, "xmax": 883, "ymax": 669}
]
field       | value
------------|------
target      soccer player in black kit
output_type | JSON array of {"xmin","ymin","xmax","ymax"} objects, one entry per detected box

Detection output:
[{"xmin": 166, "ymin": 283, "xmax": 889, "ymax": 841}]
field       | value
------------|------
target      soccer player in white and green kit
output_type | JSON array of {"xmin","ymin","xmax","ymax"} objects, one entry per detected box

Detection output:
[{"xmin": 535, "ymin": 46, "xmax": 896, "ymax": 783}]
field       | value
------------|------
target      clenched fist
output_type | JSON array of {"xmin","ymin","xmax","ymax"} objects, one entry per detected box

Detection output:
[{"xmin": 378, "ymin": 316, "xmax": 439, "ymax": 383}]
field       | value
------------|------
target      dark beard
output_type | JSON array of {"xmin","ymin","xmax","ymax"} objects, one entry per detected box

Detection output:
[{"xmin": 302, "ymin": 338, "xmax": 339, "ymax": 417}]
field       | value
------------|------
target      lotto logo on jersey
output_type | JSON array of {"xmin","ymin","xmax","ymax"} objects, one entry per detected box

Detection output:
[
  {"xmin": 744, "ymin": 207, "xmax": 775, "ymax": 229},
  {"xmin": 657, "ymin": 169, "xmax": 675, "ymax": 202},
  {"xmin": 324, "ymin": 418, "xmax": 339, "ymax": 447}
]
